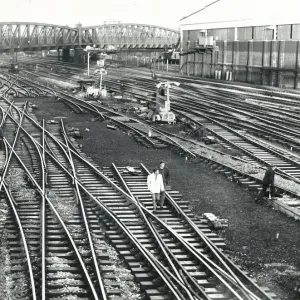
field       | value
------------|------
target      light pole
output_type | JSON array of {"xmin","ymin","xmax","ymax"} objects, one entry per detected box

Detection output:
[
  {"xmin": 86, "ymin": 45, "xmax": 96, "ymax": 78},
  {"xmin": 87, "ymin": 51, "xmax": 91, "ymax": 77}
]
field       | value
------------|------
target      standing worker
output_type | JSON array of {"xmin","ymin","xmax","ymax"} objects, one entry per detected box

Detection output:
[
  {"xmin": 158, "ymin": 161, "xmax": 170, "ymax": 207},
  {"xmin": 147, "ymin": 169, "xmax": 164, "ymax": 212},
  {"xmin": 0, "ymin": 127, "xmax": 3, "ymax": 151},
  {"xmin": 256, "ymin": 166, "xmax": 277, "ymax": 203}
]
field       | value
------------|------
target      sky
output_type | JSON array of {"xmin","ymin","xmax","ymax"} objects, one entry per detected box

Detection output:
[
  {"xmin": 2, "ymin": 0, "xmax": 213, "ymax": 29},
  {"xmin": 2, "ymin": 0, "xmax": 300, "ymax": 29}
]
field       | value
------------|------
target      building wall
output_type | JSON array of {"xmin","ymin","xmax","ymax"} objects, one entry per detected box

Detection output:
[
  {"xmin": 180, "ymin": 40, "xmax": 300, "ymax": 89},
  {"xmin": 182, "ymin": 24, "xmax": 300, "ymax": 43}
]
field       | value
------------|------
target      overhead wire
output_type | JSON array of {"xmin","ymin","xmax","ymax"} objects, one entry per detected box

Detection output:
[{"xmin": 180, "ymin": 0, "xmax": 221, "ymax": 22}]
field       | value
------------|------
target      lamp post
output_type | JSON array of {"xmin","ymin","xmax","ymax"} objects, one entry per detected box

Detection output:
[
  {"xmin": 87, "ymin": 51, "xmax": 91, "ymax": 77},
  {"xmin": 86, "ymin": 45, "xmax": 96, "ymax": 77}
]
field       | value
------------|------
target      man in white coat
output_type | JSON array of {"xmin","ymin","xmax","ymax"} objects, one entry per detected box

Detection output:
[{"xmin": 147, "ymin": 169, "xmax": 165, "ymax": 212}]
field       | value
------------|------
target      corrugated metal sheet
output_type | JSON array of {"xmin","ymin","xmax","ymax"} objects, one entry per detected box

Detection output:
[
  {"xmin": 216, "ymin": 41, "xmax": 224, "ymax": 64},
  {"xmin": 180, "ymin": 38, "xmax": 300, "ymax": 89},
  {"xmin": 213, "ymin": 28, "xmax": 235, "ymax": 41},
  {"xmin": 189, "ymin": 30, "xmax": 199, "ymax": 42},
  {"xmin": 226, "ymin": 41, "xmax": 233, "ymax": 64},
  {"xmin": 253, "ymin": 26, "xmax": 273, "ymax": 40},
  {"xmin": 237, "ymin": 27, "xmax": 252, "ymax": 40},
  {"xmin": 284, "ymin": 41, "xmax": 297, "ymax": 68},
  {"xmin": 238, "ymin": 41, "xmax": 248, "ymax": 66},
  {"xmin": 252, "ymin": 42, "xmax": 263, "ymax": 67},
  {"xmin": 263, "ymin": 41, "xmax": 271, "ymax": 67},
  {"xmin": 292, "ymin": 24, "xmax": 300, "ymax": 40},
  {"xmin": 277, "ymin": 25, "xmax": 291, "ymax": 40},
  {"xmin": 182, "ymin": 31, "xmax": 189, "ymax": 46}
]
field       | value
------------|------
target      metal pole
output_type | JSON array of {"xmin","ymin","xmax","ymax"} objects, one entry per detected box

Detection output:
[
  {"xmin": 167, "ymin": 58, "xmax": 168, "ymax": 72},
  {"xmin": 166, "ymin": 85, "xmax": 169, "ymax": 103},
  {"xmin": 100, "ymin": 72, "xmax": 103, "ymax": 90},
  {"xmin": 87, "ymin": 52, "xmax": 90, "ymax": 77}
]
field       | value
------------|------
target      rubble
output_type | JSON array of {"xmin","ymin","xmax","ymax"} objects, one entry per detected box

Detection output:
[
  {"xmin": 68, "ymin": 127, "xmax": 83, "ymax": 138},
  {"xmin": 203, "ymin": 213, "xmax": 229, "ymax": 229}
]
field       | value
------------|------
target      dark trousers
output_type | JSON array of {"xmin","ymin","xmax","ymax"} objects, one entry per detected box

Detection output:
[
  {"xmin": 160, "ymin": 191, "xmax": 165, "ymax": 207},
  {"xmin": 257, "ymin": 184, "xmax": 275, "ymax": 200}
]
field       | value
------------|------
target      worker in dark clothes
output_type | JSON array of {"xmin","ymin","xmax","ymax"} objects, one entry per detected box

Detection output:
[
  {"xmin": 0, "ymin": 127, "xmax": 3, "ymax": 151},
  {"xmin": 158, "ymin": 161, "xmax": 170, "ymax": 207},
  {"xmin": 256, "ymin": 166, "xmax": 277, "ymax": 202}
]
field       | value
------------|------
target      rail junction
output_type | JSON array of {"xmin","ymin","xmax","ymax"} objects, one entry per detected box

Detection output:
[{"xmin": 0, "ymin": 52, "xmax": 300, "ymax": 300}]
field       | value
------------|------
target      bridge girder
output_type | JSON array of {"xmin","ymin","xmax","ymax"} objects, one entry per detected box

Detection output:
[
  {"xmin": 81, "ymin": 23, "xmax": 180, "ymax": 48},
  {"xmin": 0, "ymin": 22, "xmax": 179, "ymax": 51}
]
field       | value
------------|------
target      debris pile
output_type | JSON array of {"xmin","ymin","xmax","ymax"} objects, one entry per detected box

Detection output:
[
  {"xmin": 68, "ymin": 127, "xmax": 82, "ymax": 138},
  {"xmin": 203, "ymin": 213, "xmax": 228, "ymax": 229},
  {"xmin": 123, "ymin": 166, "xmax": 142, "ymax": 175},
  {"xmin": 47, "ymin": 119, "xmax": 59, "ymax": 125}
]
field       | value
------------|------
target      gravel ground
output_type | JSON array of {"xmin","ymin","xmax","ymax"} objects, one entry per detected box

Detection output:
[{"xmin": 24, "ymin": 95, "xmax": 300, "ymax": 300}]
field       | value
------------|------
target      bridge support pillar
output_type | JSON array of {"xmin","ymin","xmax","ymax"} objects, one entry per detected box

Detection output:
[
  {"xmin": 74, "ymin": 48, "xmax": 84, "ymax": 65},
  {"xmin": 62, "ymin": 49, "xmax": 71, "ymax": 62}
]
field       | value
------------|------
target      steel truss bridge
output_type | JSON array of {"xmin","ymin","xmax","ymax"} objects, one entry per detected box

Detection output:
[{"xmin": 0, "ymin": 22, "xmax": 180, "ymax": 51}]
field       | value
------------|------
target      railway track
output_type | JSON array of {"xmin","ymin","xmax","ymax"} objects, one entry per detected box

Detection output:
[
  {"xmin": 0, "ymin": 87, "xmax": 282, "ymax": 299},
  {"xmin": 3, "ymin": 70, "xmax": 300, "ymax": 207}
]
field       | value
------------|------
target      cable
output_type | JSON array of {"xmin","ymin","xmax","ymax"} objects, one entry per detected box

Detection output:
[{"xmin": 180, "ymin": 0, "xmax": 221, "ymax": 22}]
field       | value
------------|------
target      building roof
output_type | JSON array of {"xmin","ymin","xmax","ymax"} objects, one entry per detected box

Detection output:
[{"xmin": 180, "ymin": 0, "xmax": 300, "ymax": 30}]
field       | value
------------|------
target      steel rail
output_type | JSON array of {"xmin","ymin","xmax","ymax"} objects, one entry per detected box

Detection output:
[
  {"xmin": 173, "ymin": 108, "xmax": 300, "ymax": 182},
  {"xmin": 0, "ymin": 105, "xmax": 37, "ymax": 299},
  {"xmin": 5, "ymin": 127, "xmax": 188, "ymax": 300},
  {"xmin": 5, "ymin": 89, "xmax": 300, "ymax": 202},
  {"xmin": 5, "ymin": 98, "xmax": 270, "ymax": 298},
  {"xmin": 175, "ymin": 86, "xmax": 300, "ymax": 135},
  {"xmin": 61, "ymin": 120, "xmax": 108, "ymax": 300},
  {"xmin": 140, "ymin": 163, "xmax": 267, "ymax": 300},
  {"xmin": 111, "ymin": 163, "xmax": 207, "ymax": 300},
  {"xmin": 4, "ymin": 140, "xmax": 100, "ymax": 300},
  {"xmin": 111, "ymin": 165, "xmax": 186, "ymax": 280},
  {"xmin": 4, "ymin": 71, "xmax": 196, "ymax": 156},
  {"xmin": 2, "ymin": 73, "xmax": 47, "ymax": 97},
  {"xmin": 6, "ymin": 110, "xmax": 199, "ymax": 300},
  {"xmin": 106, "ymin": 161, "xmax": 247, "ymax": 298},
  {"xmin": 171, "ymin": 90, "xmax": 300, "ymax": 150},
  {"xmin": 0, "ymin": 73, "xmax": 36, "ymax": 97},
  {"xmin": 0, "ymin": 73, "xmax": 21, "ymax": 97},
  {"xmin": 2, "ymin": 182, "xmax": 37, "ymax": 300},
  {"xmin": 0, "ymin": 75, "xmax": 284, "ymax": 298},
  {"xmin": 115, "ymin": 163, "xmax": 255, "ymax": 300},
  {"xmin": 129, "ymin": 66, "xmax": 300, "ymax": 100},
  {"xmin": 2, "ymin": 74, "xmax": 184, "ymax": 152},
  {"xmin": 9, "ymin": 74, "xmax": 49, "ymax": 96},
  {"xmin": 41, "ymin": 120, "xmax": 46, "ymax": 300}
]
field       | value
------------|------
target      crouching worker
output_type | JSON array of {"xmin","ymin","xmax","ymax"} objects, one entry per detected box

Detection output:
[
  {"xmin": 256, "ymin": 166, "xmax": 277, "ymax": 203},
  {"xmin": 147, "ymin": 169, "xmax": 164, "ymax": 212}
]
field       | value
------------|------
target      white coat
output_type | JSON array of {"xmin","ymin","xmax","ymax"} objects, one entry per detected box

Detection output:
[{"xmin": 147, "ymin": 173, "xmax": 164, "ymax": 194}]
